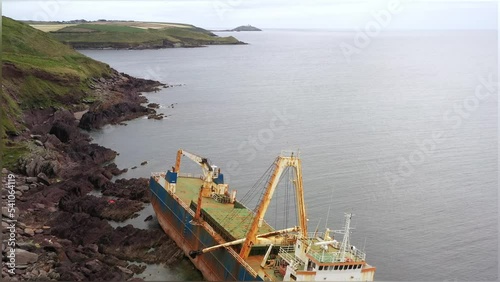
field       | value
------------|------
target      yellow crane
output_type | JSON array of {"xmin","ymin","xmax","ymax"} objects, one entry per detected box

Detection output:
[{"xmin": 239, "ymin": 152, "xmax": 308, "ymax": 259}]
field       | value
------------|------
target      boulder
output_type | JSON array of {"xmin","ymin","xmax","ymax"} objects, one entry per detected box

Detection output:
[
  {"xmin": 24, "ymin": 228, "xmax": 35, "ymax": 237},
  {"xmin": 116, "ymin": 265, "xmax": 133, "ymax": 275},
  {"xmin": 37, "ymin": 173, "xmax": 50, "ymax": 185},
  {"xmin": 85, "ymin": 259, "xmax": 103, "ymax": 272},
  {"xmin": 13, "ymin": 249, "xmax": 39, "ymax": 265},
  {"xmin": 16, "ymin": 241, "xmax": 37, "ymax": 252},
  {"xmin": 26, "ymin": 177, "xmax": 38, "ymax": 184},
  {"xmin": 17, "ymin": 185, "xmax": 30, "ymax": 192},
  {"xmin": 25, "ymin": 155, "xmax": 44, "ymax": 177},
  {"xmin": 2, "ymin": 207, "xmax": 19, "ymax": 219}
]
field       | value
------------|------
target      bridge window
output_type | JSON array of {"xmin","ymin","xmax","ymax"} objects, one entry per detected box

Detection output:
[
  {"xmin": 329, "ymin": 266, "xmax": 334, "ymax": 271},
  {"xmin": 349, "ymin": 265, "xmax": 353, "ymax": 270},
  {"xmin": 319, "ymin": 266, "xmax": 323, "ymax": 271},
  {"xmin": 334, "ymin": 265, "xmax": 339, "ymax": 270}
]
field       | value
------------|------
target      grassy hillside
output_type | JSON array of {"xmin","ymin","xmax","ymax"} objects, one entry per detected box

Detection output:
[
  {"xmin": 1, "ymin": 16, "xmax": 112, "ymax": 168},
  {"xmin": 47, "ymin": 22, "xmax": 243, "ymax": 49}
]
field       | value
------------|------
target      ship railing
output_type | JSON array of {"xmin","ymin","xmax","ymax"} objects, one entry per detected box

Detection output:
[
  {"xmin": 278, "ymin": 246, "xmax": 303, "ymax": 270},
  {"xmin": 352, "ymin": 248, "xmax": 366, "ymax": 261},
  {"xmin": 177, "ymin": 172, "xmax": 203, "ymax": 179},
  {"xmin": 306, "ymin": 249, "xmax": 366, "ymax": 263},
  {"xmin": 151, "ymin": 172, "xmax": 166, "ymax": 181},
  {"xmin": 302, "ymin": 232, "xmax": 325, "ymax": 239}
]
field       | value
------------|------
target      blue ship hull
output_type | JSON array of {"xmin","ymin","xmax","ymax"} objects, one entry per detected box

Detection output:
[{"xmin": 149, "ymin": 178, "xmax": 262, "ymax": 281}]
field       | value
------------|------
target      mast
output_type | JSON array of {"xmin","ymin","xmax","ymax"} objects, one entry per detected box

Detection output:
[
  {"xmin": 334, "ymin": 213, "xmax": 353, "ymax": 261},
  {"xmin": 239, "ymin": 152, "xmax": 308, "ymax": 259}
]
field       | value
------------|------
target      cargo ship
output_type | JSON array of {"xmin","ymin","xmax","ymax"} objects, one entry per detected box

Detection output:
[{"xmin": 149, "ymin": 149, "xmax": 376, "ymax": 281}]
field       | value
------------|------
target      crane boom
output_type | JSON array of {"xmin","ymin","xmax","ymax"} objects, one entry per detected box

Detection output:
[
  {"xmin": 175, "ymin": 149, "xmax": 214, "ymax": 182},
  {"xmin": 239, "ymin": 152, "xmax": 308, "ymax": 259}
]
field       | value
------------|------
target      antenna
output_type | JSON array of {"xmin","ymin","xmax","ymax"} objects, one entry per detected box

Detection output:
[
  {"xmin": 313, "ymin": 218, "xmax": 321, "ymax": 238},
  {"xmin": 325, "ymin": 188, "xmax": 334, "ymax": 229}
]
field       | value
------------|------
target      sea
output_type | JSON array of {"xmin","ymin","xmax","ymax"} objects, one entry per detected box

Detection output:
[{"xmin": 81, "ymin": 29, "xmax": 498, "ymax": 281}]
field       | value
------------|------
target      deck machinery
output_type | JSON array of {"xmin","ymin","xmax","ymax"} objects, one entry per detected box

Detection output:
[{"xmin": 149, "ymin": 149, "xmax": 376, "ymax": 281}]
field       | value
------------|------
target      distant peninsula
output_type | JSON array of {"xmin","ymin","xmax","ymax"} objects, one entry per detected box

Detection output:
[
  {"xmin": 232, "ymin": 25, "xmax": 262, "ymax": 31},
  {"xmin": 212, "ymin": 25, "xmax": 262, "ymax": 32},
  {"xmin": 23, "ymin": 20, "xmax": 246, "ymax": 49}
]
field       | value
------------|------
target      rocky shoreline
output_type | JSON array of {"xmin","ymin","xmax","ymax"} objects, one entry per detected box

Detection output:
[{"xmin": 2, "ymin": 71, "xmax": 187, "ymax": 281}]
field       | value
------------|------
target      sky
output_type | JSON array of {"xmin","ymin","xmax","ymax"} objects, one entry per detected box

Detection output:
[{"xmin": 2, "ymin": 0, "xmax": 498, "ymax": 30}]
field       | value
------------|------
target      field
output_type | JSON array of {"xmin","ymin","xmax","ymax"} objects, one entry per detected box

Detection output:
[
  {"xmin": 27, "ymin": 21, "xmax": 243, "ymax": 49},
  {"xmin": 30, "ymin": 21, "xmax": 194, "ymax": 32}
]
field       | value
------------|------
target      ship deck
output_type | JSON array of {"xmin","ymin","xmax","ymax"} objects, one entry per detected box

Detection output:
[
  {"xmin": 246, "ymin": 255, "xmax": 284, "ymax": 281},
  {"xmin": 174, "ymin": 176, "xmax": 275, "ymax": 241}
]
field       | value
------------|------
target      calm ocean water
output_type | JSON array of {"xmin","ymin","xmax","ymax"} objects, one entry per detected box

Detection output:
[{"xmin": 82, "ymin": 29, "xmax": 498, "ymax": 281}]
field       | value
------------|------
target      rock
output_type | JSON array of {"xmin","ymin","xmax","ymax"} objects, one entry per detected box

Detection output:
[
  {"xmin": 35, "ymin": 229, "xmax": 44, "ymax": 234},
  {"xmin": 47, "ymin": 271, "xmax": 60, "ymax": 280},
  {"xmin": 42, "ymin": 225, "xmax": 50, "ymax": 230},
  {"xmin": 131, "ymin": 166, "xmax": 137, "ymax": 170},
  {"xmin": 2, "ymin": 168, "xmax": 8, "ymax": 174},
  {"xmin": 49, "ymin": 121, "xmax": 76, "ymax": 143},
  {"xmin": 147, "ymin": 103, "xmax": 160, "ymax": 109},
  {"xmin": 140, "ymin": 161, "xmax": 148, "ymax": 166},
  {"xmin": 31, "ymin": 269, "xmax": 39, "ymax": 276},
  {"xmin": 144, "ymin": 215, "xmax": 153, "ymax": 222},
  {"xmin": 16, "ymin": 264, "xmax": 29, "ymax": 269},
  {"xmin": 34, "ymin": 140, "xmax": 44, "ymax": 147},
  {"xmin": 37, "ymin": 173, "xmax": 50, "ymax": 185},
  {"xmin": 24, "ymin": 228, "xmax": 35, "ymax": 237},
  {"xmin": 2, "ymin": 207, "xmax": 19, "ymax": 219},
  {"xmin": 17, "ymin": 185, "xmax": 29, "ymax": 192},
  {"xmin": 26, "ymin": 177, "xmax": 38, "ymax": 184},
  {"xmin": 86, "ymin": 244, "xmax": 99, "ymax": 253},
  {"xmin": 30, "ymin": 134, "xmax": 42, "ymax": 140},
  {"xmin": 102, "ymin": 170, "xmax": 113, "ymax": 180},
  {"xmin": 39, "ymin": 269, "xmax": 48, "ymax": 278},
  {"xmin": 127, "ymin": 264, "xmax": 146, "ymax": 274},
  {"xmin": 34, "ymin": 203, "xmax": 46, "ymax": 209},
  {"xmin": 13, "ymin": 249, "xmax": 39, "ymax": 265},
  {"xmin": 85, "ymin": 259, "xmax": 103, "ymax": 272},
  {"xmin": 15, "ymin": 191, "xmax": 22, "ymax": 196},
  {"xmin": 16, "ymin": 242, "xmax": 37, "ymax": 252},
  {"xmin": 29, "ymin": 184, "xmax": 37, "ymax": 190},
  {"xmin": 117, "ymin": 265, "xmax": 133, "ymax": 275},
  {"xmin": 25, "ymin": 155, "xmax": 44, "ymax": 177}
]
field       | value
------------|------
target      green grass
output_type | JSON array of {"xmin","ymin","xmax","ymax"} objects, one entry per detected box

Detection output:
[
  {"xmin": 1, "ymin": 17, "xmax": 114, "ymax": 169},
  {"xmin": 2, "ymin": 17, "xmax": 111, "ymax": 109},
  {"xmin": 61, "ymin": 24, "xmax": 146, "ymax": 33},
  {"xmin": 1, "ymin": 142, "xmax": 29, "ymax": 171},
  {"xmin": 50, "ymin": 23, "xmax": 241, "ymax": 47}
]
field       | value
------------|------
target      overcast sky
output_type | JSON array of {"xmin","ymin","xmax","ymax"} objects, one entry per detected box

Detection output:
[{"xmin": 3, "ymin": 0, "xmax": 498, "ymax": 30}]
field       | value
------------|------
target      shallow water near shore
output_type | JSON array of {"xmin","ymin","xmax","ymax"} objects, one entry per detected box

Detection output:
[{"xmin": 82, "ymin": 30, "xmax": 497, "ymax": 281}]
